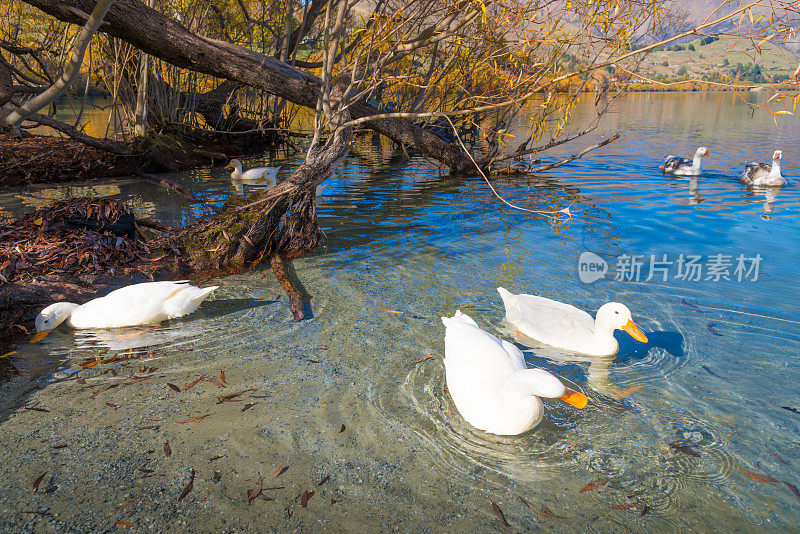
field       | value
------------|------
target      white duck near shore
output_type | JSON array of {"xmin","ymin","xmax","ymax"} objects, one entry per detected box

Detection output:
[
  {"xmin": 660, "ymin": 147, "xmax": 710, "ymax": 176},
  {"xmin": 35, "ymin": 281, "xmax": 218, "ymax": 332},
  {"xmin": 740, "ymin": 150, "xmax": 785, "ymax": 186},
  {"xmin": 442, "ymin": 310, "xmax": 587, "ymax": 436},
  {"xmin": 497, "ymin": 288, "xmax": 648, "ymax": 357},
  {"xmin": 226, "ymin": 159, "xmax": 281, "ymax": 191}
]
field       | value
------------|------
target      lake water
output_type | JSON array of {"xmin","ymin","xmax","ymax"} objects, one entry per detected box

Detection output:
[{"xmin": 1, "ymin": 92, "xmax": 799, "ymax": 532}]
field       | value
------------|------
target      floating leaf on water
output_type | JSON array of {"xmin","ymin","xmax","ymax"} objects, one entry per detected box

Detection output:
[
  {"xmin": 0, "ymin": 350, "xmax": 17, "ymax": 359},
  {"xmin": 114, "ymin": 500, "xmax": 142, "ymax": 509},
  {"xmin": 207, "ymin": 377, "xmax": 226, "ymax": 388},
  {"xmin": 669, "ymin": 442, "xmax": 700, "ymax": 457},
  {"xmin": 32, "ymin": 473, "xmax": 46, "ymax": 493},
  {"xmin": 579, "ymin": 478, "xmax": 609, "ymax": 493},
  {"xmin": 382, "ymin": 310, "xmax": 402, "ymax": 314},
  {"xmin": 106, "ymin": 402, "xmax": 118, "ymax": 409},
  {"xmin": 164, "ymin": 442, "xmax": 171, "ymax": 457},
  {"xmin": 241, "ymin": 403, "xmax": 257, "ymax": 412},
  {"xmin": 784, "ymin": 482, "xmax": 800, "ymax": 503},
  {"xmin": 219, "ymin": 370, "xmax": 226, "ymax": 385},
  {"xmin": 182, "ymin": 375, "xmax": 206, "ymax": 391},
  {"xmin": 782, "ymin": 406, "xmax": 800, "ymax": 415},
  {"xmin": 611, "ymin": 501, "xmax": 639, "ymax": 510},
  {"xmin": 217, "ymin": 388, "xmax": 255, "ymax": 404},
  {"xmin": 339, "ymin": 424, "xmax": 346, "ymax": 433},
  {"xmin": 136, "ymin": 425, "xmax": 159, "ymax": 431},
  {"xmin": 318, "ymin": 475, "xmax": 331, "ymax": 486},
  {"xmin": 613, "ymin": 384, "xmax": 644, "ymax": 400},
  {"xmin": 491, "ymin": 501, "xmax": 509, "ymax": 527},
  {"xmin": 167, "ymin": 383, "xmax": 181, "ymax": 392},
  {"xmin": 178, "ymin": 469, "xmax": 195, "ymax": 501},
  {"xmin": 463, "ymin": 304, "xmax": 477, "ymax": 309},
  {"xmin": 52, "ymin": 444, "xmax": 68, "ymax": 449},
  {"xmin": 762, "ymin": 445, "xmax": 788, "ymax": 465},
  {"xmin": 273, "ymin": 464, "xmax": 288, "ymax": 477},
  {"xmin": 247, "ymin": 476, "xmax": 263, "ymax": 506},
  {"xmin": 300, "ymin": 490, "xmax": 315, "ymax": 507},
  {"xmin": 209, "ymin": 455, "xmax": 224, "ymax": 461},
  {"xmin": 520, "ymin": 497, "xmax": 567, "ymax": 519},
  {"xmin": 114, "ymin": 522, "xmax": 133, "ymax": 529},
  {"xmin": 308, "ymin": 359, "xmax": 320, "ymax": 363},
  {"xmin": 706, "ymin": 323, "xmax": 723, "ymax": 336},
  {"xmin": 177, "ymin": 414, "xmax": 210, "ymax": 424},
  {"xmin": 740, "ymin": 468, "xmax": 779, "ymax": 484},
  {"xmin": 139, "ymin": 468, "xmax": 155, "ymax": 474}
]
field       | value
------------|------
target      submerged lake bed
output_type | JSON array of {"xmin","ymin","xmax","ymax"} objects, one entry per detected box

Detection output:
[{"xmin": 1, "ymin": 93, "xmax": 800, "ymax": 532}]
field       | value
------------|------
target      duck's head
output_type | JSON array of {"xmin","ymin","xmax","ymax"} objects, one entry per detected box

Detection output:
[
  {"xmin": 35, "ymin": 302, "xmax": 80, "ymax": 332},
  {"xmin": 225, "ymin": 159, "xmax": 243, "ymax": 171},
  {"xmin": 596, "ymin": 302, "xmax": 648, "ymax": 343},
  {"xmin": 696, "ymin": 147, "xmax": 710, "ymax": 157},
  {"xmin": 773, "ymin": 150, "xmax": 783, "ymax": 162}
]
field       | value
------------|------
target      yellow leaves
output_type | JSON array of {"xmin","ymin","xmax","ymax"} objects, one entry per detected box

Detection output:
[
  {"xmin": 770, "ymin": 110, "xmax": 794, "ymax": 117},
  {"xmin": 30, "ymin": 331, "xmax": 50, "ymax": 343},
  {"xmin": 755, "ymin": 34, "xmax": 774, "ymax": 48},
  {"xmin": 748, "ymin": 7, "xmax": 753, "ymax": 25},
  {"xmin": 33, "ymin": 217, "xmax": 43, "ymax": 226}
]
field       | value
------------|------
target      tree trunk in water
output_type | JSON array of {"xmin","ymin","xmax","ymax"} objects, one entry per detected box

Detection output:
[
  {"xmin": 134, "ymin": 0, "xmax": 156, "ymax": 136},
  {"xmin": 3, "ymin": 0, "xmax": 115, "ymax": 130},
  {"xmin": 22, "ymin": 0, "xmax": 476, "ymax": 173},
  {"xmin": 180, "ymin": 123, "xmax": 353, "ymax": 319}
]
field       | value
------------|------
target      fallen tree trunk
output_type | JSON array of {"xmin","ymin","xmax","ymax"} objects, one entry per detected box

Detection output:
[{"xmin": 23, "ymin": 0, "xmax": 476, "ymax": 173}]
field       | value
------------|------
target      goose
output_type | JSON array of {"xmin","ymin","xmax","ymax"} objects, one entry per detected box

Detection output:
[
  {"xmin": 34, "ymin": 281, "xmax": 218, "ymax": 333},
  {"xmin": 442, "ymin": 310, "xmax": 587, "ymax": 436},
  {"xmin": 497, "ymin": 287, "xmax": 648, "ymax": 357},
  {"xmin": 660, "ymin": 147, "xmax": 710, "ymax": 176},
  {"xmin": 225, "ymin": 159, "xmax": 281, "ymax": 189},
  {"xmin": 740, "ymin": 150, "xmax": 785, "ymax": 187}
]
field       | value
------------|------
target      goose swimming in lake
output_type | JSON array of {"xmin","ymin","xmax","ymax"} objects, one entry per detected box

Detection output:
[
  {"xmin": 225, "ymin": 159, "xmax": 281, "ymax": 189},
  {"xmin": 442, "ymin": 310, "xmax": 587, "ymax": 436},
  {"xmin": 660, "ymin": 147, "xmax": 710, "ymax": 176},
  {"xmin": 35, "ymin": 281, "xmax": 218, "ymax": 332},
  {"xmin": 740, "ymin": 150, "xmax": 785, "ymax": 187},
  {"xmin": 497, "ymin": 287, "xmax": 648, "ymax": 357}
]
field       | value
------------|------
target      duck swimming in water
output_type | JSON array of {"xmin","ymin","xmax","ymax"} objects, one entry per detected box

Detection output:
[
  {"xmin": 660, "ymin": 147, "xmax": 710, "ymax": 176},
  {"xmin": 740, "ymin": 150, "xmax": 785, "ymax": 187},
  {"xmin": 442, "ymin": 310, "xmax": 587, "ymax": 435},
  {"xmin": 497, "ymin": 288, "xmax": 648, "ymax": 357}
]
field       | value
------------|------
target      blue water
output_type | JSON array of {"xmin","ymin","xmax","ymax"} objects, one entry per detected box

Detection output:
[{"xmin": 2, "ymin": 92, "xmax": 799, "ymax": 531}]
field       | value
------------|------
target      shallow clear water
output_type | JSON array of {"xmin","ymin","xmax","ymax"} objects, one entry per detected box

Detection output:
[{"xmin": 2, "ymin": 92, "xmax": 800, "ymax": 532}]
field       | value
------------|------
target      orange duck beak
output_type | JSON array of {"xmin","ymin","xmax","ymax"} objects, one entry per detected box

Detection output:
[{"xmin": 622, "ymin": 319, "xmax": 648, "ymax": 343}]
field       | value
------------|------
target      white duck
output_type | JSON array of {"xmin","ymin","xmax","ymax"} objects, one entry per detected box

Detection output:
[
  {"xmin": 740, "ymin": 150, "xmax": 785, "ymax": 186},
  {"xmin": 497, "ymin": 288, "xmax": 648, "ymax": 357},
  {"xmin": 225, "ymin": 159, "xmax": 281, "ymax": 190},
  {"xmin": 442, "ymin": 310, "xmax": 587, "ymax": 436},
  {"xmin": 660, "ymin": 147, "xmax": 710, "ymax": 176},
  {"xmin": 35, "ymin": 281, "xmax": 218, "ymax": 332}
]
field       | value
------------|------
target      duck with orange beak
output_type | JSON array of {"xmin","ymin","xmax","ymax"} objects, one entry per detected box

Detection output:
[
  {"xmin": 442, "ymin": 310, "xmax": 588, "ymax": 436},
  {"xmin": 497, "ymin": 288, "xmax": 648, "ymax": 357}
]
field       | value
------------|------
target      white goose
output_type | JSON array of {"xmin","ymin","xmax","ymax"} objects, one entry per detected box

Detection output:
[
  {"xmin": 225, "ymin": 159, "xmax": 281, "ymax": 190},
  {"xmin": 497, "ymin": 288, "xmax": 648, "ymax": 357},
  {"xmin": 442, "ymin": 311, "xmax": 587, "ymax": 436},
  {"xmin": 660, "ymin": 147, "xmax": 710, "ymax": 176},
  {"xmin": 740, "ymin": 150, "xmax": 785, "ymax": 186},
  {"xmin": 34, "ymin": 281, "xmax": 218, "ymax": 333}
]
